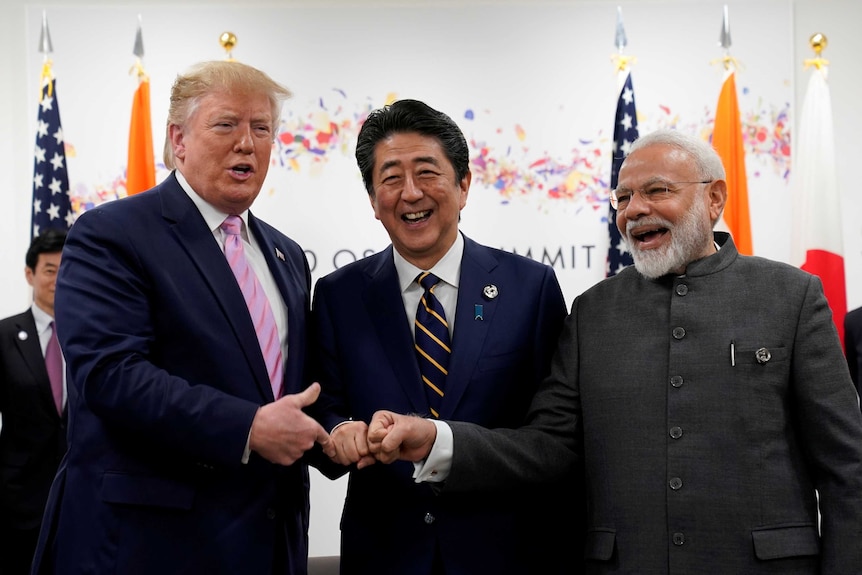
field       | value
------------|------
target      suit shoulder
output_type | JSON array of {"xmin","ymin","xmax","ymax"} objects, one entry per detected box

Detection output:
[
  {"xmin": 0, "ymin": 310, "xmax": 33, "ymax": 331},
  {"xmin": 736, "ymin": 254, "xmax": 820, "ymax": 285},
  {"xmin": 469, "ymin": 242, "xmax": 558, "ymax": 276},
  {"xmin": 316, "ymin": 250, "xmax": 387, "ymax": 288}
]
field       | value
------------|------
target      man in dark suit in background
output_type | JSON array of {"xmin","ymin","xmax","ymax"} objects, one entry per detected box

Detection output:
[
  {"xmin": 0, "ymin": 229, "xmax": 66, "ymax": 575},
  {"xmin": 314, "ymin": 99, "xmax": 579, "ymax": 574},
  {"xmin": 364, "ymin": 129, "xmax": 862, "ymax": 574},
  {"xmin": 845, "ymin": 306, "xmax": 862, "ymax": 400},
  {"xmin": 31, "ymin": 60, "xmax": 329, "ymax": 575}
]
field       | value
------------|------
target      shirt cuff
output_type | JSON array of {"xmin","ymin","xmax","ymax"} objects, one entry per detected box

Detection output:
[{"xmin": 412, "ymin": 419, "xmax": 452, "ymax": 483}]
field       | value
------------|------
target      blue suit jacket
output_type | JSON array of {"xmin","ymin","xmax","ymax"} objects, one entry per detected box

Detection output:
[
  {"xmin": 33, "ymin": 173, "xmax": 314, "ymax": 575},
  {"xmin": 311, "ymin": 236, "xmax": 580, "ymax": 575}
]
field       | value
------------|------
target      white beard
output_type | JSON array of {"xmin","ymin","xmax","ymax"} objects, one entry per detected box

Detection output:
[{"xmin": 626, "ymin": 198, "xmax": 714, "ymax": 279}]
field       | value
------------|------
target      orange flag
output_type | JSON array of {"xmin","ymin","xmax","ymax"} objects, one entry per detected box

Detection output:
[
  {"xmin": 126, "ymin": 76, "xmax": 155, "ymax": 195},
  {"xmin": 712, "ymin": 70, "xmax": 753, "ymax": 255}
]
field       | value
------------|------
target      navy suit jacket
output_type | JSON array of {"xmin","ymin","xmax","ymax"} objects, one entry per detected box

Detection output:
[
  {"xmin": 32, "ymin": 173, "xmax": 314, "ymax": 575},
  {"xmin": 312, "ymin": 235, "xmax": 580, "ymax": 575},
  {"xmin": 0, "ymin": 309, "xmax": 66, "ymax": 530}
]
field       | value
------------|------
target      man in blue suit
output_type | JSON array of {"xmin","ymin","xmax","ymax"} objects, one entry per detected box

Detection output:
[
  {"xmin": 313, "ymin": 99, "xmax": 580, "ymax": 574},
  {"xmin": 32, "ymin": 60, "xmax": 329, "ymax": 575}
]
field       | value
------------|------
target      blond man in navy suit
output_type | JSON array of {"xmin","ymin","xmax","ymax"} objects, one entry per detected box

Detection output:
[{"xmin": 32, "ymin": 61, "xmax": 329, "ymax": 575}]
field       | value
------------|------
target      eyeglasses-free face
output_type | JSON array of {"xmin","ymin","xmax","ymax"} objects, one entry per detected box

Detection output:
[{"xmin": 610, "ymin": 180, "xmax": 713, "ymax": 211}]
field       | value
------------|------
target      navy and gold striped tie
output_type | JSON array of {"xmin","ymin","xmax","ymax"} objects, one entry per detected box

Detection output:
[{"xmin": 415, "ymin": 272, "xmax": 451, "ymax": 418}]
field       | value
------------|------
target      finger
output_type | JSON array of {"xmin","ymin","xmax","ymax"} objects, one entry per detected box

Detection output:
[
  {"xmin": 295, "ymin": 382, "xmax": 321, "ymax": 408},
  {"xmin": 355, "ymin": 454, "xmax": 377, "ymax": 470}
]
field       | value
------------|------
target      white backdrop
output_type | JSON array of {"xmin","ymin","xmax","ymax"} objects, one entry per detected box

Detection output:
[
  {"xmin": 4, "ymin": 0, "xmax": 842, "ymax": 558},
  {"xmin": 25, "ymin": 1, "xmax": 792, "ymax": 306}
]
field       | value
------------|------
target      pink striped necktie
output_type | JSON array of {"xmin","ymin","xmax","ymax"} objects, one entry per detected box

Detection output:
[
  {"xmin": 221, "ymin": 216, "xmax": 284, "ymax": 399},
  {"xmin": 45, "ymin": 320, "xmax": 63, "ymax": 414}
]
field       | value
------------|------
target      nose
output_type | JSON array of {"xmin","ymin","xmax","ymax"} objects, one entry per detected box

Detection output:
[
  {"xmin": 401, "ymin": 175, "xmax": 422, "ymax": 200},
  {"xmin": 234, "ymin": 127, "xmax": 254, "ymax": 153},
  {"xmin": 623, "ymin": 188, "xmax": 650, "ymax": 217}
]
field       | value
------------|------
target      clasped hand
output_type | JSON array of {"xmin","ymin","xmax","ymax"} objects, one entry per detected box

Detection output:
[{"xmin": 321, "ymin": 410, "xmax": 438, "ymax": 468}]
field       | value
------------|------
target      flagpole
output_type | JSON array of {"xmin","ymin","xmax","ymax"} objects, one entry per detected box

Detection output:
[
  {"xmin": 711, "ymin": 4, "xmax": 753, "ymax": 255},
  {"xmin": 606, "ymin": 6, "xmax": 637, "ymax": 277},
  {"xmin": 31, "ymin": 11, "xmax": 73, "ymax": 238},
  {"xmin": 126, "ymin": 15, "xmax": 155, "ymax": 196},
  {"xmin": 792, "ymin": 33, "xmax": 847, "ymax": 346}
]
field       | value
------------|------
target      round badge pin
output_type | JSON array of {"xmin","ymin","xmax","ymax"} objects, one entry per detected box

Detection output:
[{"xmin": 482, "ymin": 284, "xmax": 498, "ymax": 300}]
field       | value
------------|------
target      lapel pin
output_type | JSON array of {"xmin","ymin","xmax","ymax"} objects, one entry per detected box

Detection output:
[
  {"xmin": 17, "ymin": 330, "xmax": 28, "ymax": 341},
  {"xmin": 474, "ymin": 304, "xmax": 484, "ymax": 321},
  {"xmin": 275, "ymin": 248, "xmax": 285, "ymax": 261},
  {"xmin": 482, "ymin": 284, "xmax": 498, "ymax": 300},
  {"xmin": 755, "ymin": 347, "xmax": 772, "ymax": 365}
]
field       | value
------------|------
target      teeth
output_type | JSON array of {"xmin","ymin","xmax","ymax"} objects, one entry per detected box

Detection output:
[{"xmin": 404, "ymin": 211, "xmax": 430, "ymax": 221}]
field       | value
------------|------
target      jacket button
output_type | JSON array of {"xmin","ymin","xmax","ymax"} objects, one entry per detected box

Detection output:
[
  {"xmin": 669, "ymin": 477, "xmax": 683, "ymax": 490},
  {"xmin": 669, "ymin": 426, "xmax": 683, "ymax": 439},
  {"xmin": 266, "ymin": 508, "xmax": 277, "ymax": 520},
  {"xmin": 424, "ymin": 512, "xmax": 435, "ymax": 525},
  {"xmin": 675, "ymin": 284, "xmax": 689, "ymax": 296},
  {"xmin": 670, "ymin": 375, "xmax": 684, "ymax": 388},
  {"xmin": 672, "ymin": 327, "xmax": 686, "ymax": 340},
  {"xmin": 673, "ymin": 532, "xmax": 685, "ymax": 546}
]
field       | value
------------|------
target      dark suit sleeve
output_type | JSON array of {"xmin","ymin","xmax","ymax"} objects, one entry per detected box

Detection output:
[
  {"xmin": 55, "ymin": 206, "xmax": 259, "ymax": 466},
  {"xmin": 845, "ymin": 310, "xmax": 860, "ymax": 389},
  {"xmin": 791, "ymin": 278, "xmax": 862, "ymax": 573},
  {"xmin": 444, "ymin": 291, "xmax": 581, "ymax": 493}
]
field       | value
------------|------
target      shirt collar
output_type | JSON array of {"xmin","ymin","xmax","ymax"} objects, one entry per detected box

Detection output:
[
  {"xmin": 31, "ymin": 303, "xmax": 53, "ymax": 334},
  {"xmin": 394, "ymin": 232, "xmax": 464, "ymax": 293},
  {"xmin": 175, "ymin": 170, "xmax": 250, "ymax": 239}
]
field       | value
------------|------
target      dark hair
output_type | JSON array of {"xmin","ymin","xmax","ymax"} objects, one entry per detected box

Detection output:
[
  {"xmin": 26, "ymin": 229, "xmax": 66, "ymax": 270},
  {"xmin": 354, "ymin": 99, "xmax": 470, "ymax": 198}
]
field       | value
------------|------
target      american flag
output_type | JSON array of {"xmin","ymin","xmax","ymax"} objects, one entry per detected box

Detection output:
[
  {"xmin": 606, "ymin": 72, "xmax": 638, "ymax": 276},
  {"xmin": 32, "ymin": 78, "xmax": 73, "ymax": 238}
]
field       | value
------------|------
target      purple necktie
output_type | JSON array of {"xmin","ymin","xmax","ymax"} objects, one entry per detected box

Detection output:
[
  {"xmin": 221, "ymin": 216, "xmax": 284, "ymax": 399},
  {"xmin": 45, "ymin": 321, "xmax": 63, "ymax": 414}
]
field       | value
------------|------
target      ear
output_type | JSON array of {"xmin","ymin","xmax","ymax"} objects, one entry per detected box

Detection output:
[
  {"xmin": 458, "ymin": 170, "xmax": 471, "ymax": 210},
  {"xmin": 706, "ymin": 179, "xmax": 727, "ymax": 223},
  {"xmin": 369, "ymin": 192, "xmax": 382, "ymax": 222},
  {"xmin": 24, "ymin": 266, "xmax": 35, "ymax": 288},
  {"xmin": 169, "ymin": 124, "xmax": 185, "ymax": 162}
]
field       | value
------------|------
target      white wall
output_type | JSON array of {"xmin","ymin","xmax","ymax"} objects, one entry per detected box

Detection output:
[{"xmin": 1, "ymin": 0, "xmax": 860, "ymax": 559}]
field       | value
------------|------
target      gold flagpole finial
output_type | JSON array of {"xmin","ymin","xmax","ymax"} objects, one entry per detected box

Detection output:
[
  {"xmin": 803, "ymin": 33, "xmax": 829, "ymax": 70},
  {"xmin": 710, "ymin": 5, "xmax": 742, "ymax": 73},
  {"xmin": 610, "ymin": 6, "xmax": 636, "ymax": 73},
  {"xmin": 38, "ymin": 10, "xmax": 55, "ymax": 100},
  {"xmin": 130, "ymin": 14, "xmax": 148, "ymax": 81},
  {"xmin": 220, "ymin": 32, "xmax": 237, "ymax": 61}
]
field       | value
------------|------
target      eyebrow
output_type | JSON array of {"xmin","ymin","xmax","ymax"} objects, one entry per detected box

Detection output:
[{"xmin": 378, "ymin": 155, "xmax": 441, "ymax": 175}]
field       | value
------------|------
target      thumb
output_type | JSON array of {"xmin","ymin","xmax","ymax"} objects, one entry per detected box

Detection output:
[{"xmin": 295, "ymin": 381, "xmax": 321, "ymax": 408}]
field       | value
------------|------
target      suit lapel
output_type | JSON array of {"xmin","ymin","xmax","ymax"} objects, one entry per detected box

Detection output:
[
  {"xmin": 441, "ymin": 238, "xmax": 499, "ymax": 416},
  {"xmin": 365, "ymin": 249, "xmax": 429, "ymax": 414},
  {"xmin": 13, "ymin": 311, "xmax": 58, "ymax": 414},
  {"xmin": 160, "ymin": 177, "xmax": 273, "ymax": 401},
  {"xmin": 248, "ymin": 214, "xmax": 306, "ymax": 397}
]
